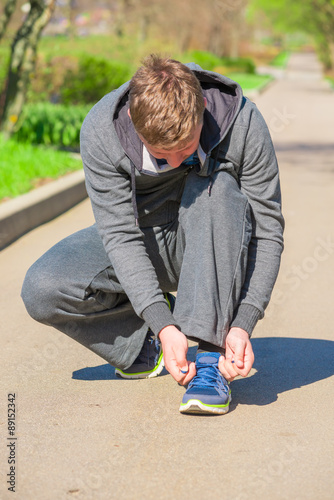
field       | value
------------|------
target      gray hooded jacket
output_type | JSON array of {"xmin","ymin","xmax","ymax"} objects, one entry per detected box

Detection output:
[{"xmin": 80, "ymin": 64, "xmax": 284, "ymax": 337}]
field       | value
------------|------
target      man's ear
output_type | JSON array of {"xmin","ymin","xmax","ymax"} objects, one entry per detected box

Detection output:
[
  {"xmin": 127, "ymin": 109, "xmax": 131, "ymax": 120},
  {"xmin": 203, "ymin": 97, "xmax": 207, "ymax": 108}
]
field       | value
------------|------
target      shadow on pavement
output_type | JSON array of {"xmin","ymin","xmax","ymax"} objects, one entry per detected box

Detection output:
[
  {"xmin": 275, "ymin": 142, "xmax": 334, "ymax": 156},
  {"xmin": 73, "ymin": 363, "xmax": 117, "ymax": 380},
  {"xmin": 72, "ymin": 338, "xmax": 334, "ymax": 407},
  {"xmin": 275, "ymin": 143, "xmax": 334, "ymax": 171},
  {"xmin": 72, "ymin": 345, "xmax": 198, "ymax": 381},
  {"xmin": 231, "ymin": 337, "xmax": 334, "ymax": 406}
]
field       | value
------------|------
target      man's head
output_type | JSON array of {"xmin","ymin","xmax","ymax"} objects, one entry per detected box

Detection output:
[{"xmin": 128, "ymin": 54, "xmax": 205, "ymax": 153}]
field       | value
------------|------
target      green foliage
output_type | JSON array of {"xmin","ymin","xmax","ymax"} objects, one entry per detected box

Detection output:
[
  {"xmin": 38, "ymin": 34, "xmax": 146, "ymax": 66},
  {"xmin": 61, "ymin": 55, "xmax": 134, "ymax": 105},
  {"xmin": 325, "ymin": 76, "xmax": 334, "ymax": 88},
  {"xmin": 270, "ymin": 51, "xmax": 290, "ymax": 68},
  {"xmin": 224, "ymin": 73, "xmax": 273, "ymax": 94},
  {"xmin": 0, "ymin": 46, "xmax": 10, "ymax": 92},
  {"xmin": 183, "ymin": 50, "xmax": 223, "ymax": 71},
  {"xmin": 248, "ymin": 0, "xmax": 334, "ymax": 68},
  {"xmin": 23, "ymin": 35, "xmax": 177, "ymax": 104},
  {"xmin": 218, "ymin": 57, "xmax": 256, "ymax": 75},
  {"xmin": 249, "ymin": 0, "xmax": 303, "ymax": 33},
  {"xmin": 184, "ymin": 50, "xmax": 256, "ymax": 74},
  {"xmin": 13, "ymin": 102, "xmax": 91, "ymax": 148},
  {"xmin": 0, "ymin": 134, "xmax": 82, "ymax": 200}
]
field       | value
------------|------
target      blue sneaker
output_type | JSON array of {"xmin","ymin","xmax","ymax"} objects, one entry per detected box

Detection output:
[
  {"xmin": 115, "ymin": 293, "xmax": 175, "ymax": 379},
  {"xmin": 179, "ymin": 352, "xmax": 231, "ymax": 415}
]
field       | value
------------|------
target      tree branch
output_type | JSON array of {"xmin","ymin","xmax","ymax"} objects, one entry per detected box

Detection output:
[{"xmin": 0, "ymin": 0, "xmax": 17, "ymax": 42}]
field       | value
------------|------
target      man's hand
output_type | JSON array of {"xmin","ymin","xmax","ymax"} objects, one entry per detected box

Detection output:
[
  {"xmin": 218, "ymin": 327, "xmax": 254, "ymax": 381},
  {"xmin": 159, "ymin": 325, "xmax": 196, "ymax": 385}
]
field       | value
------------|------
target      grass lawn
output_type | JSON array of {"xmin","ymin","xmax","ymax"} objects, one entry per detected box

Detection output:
[
  {"xmin": 227, "ymin": 73, "xmax": 273, "ymax": 95},
  {"xmin": 270, "ymin": 51, "xmax": 290, "ymax": 68},
  {"xmin": 0, "ymin": 135, "xmax": 82, "ymax": 201},
  {"xmin": 325, "ymin": 77, "xmax": 334, "ymax": 88}
]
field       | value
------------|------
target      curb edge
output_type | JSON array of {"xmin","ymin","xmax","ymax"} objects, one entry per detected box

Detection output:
[{"xmin": 0, "ymin": 170, "xmax": 87, "ymax": 250}]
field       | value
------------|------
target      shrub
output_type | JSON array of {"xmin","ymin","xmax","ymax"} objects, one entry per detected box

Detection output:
[
  {"xmin": 220, "ymin": 57, "xmax": 256, "ymax": 74},
  {"xmin": 14, "ymin": 102, "xmax": 92, "ymax": 148},
  {"xmin": 28, "ymin": 53, "xmax": 79, "ymax": 103},
  {"xmin": 184, "ymin": 50, "xmax": 223, "ymax": 71},
  {"xmin": 184, "ymin": 50, "xmax": 256, "ymax": 74},
  {"xmin": 61, "ymin": 55, "xmax": 134, "ymax": 105}
]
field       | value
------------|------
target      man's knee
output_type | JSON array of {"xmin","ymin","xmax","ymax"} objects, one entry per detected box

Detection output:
[{"xmin": 21, "ymin": 260, "xmax": 57, "ymax": 324}]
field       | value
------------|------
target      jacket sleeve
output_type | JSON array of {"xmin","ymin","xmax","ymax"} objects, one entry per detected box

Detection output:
[
  {"xmin": 80, "ymin": 113, "xmax": 177, "ymax": 335},
  {"xmin": 230, "ymin": 104, "xmax": 285, "ymax": 335}
]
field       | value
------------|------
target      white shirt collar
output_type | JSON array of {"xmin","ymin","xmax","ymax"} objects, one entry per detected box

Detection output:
[{"xmin": 142, "ymin": 143, "xmax": 206, "ymax": 175}]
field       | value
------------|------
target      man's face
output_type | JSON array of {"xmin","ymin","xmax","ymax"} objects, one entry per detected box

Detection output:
[{"xmin": 139, "ymin": 123, "xmax": 203, "ymax": 169}]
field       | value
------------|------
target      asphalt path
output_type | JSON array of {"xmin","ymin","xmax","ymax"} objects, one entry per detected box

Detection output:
[{"xmin": 1, "ymin": 52, "xmax": 333, "ymax": 500}]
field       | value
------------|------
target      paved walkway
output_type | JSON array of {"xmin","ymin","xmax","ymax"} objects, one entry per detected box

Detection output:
[{"xmin": 1, "ymin": 52, "xmax": 334, "ymax": 500}]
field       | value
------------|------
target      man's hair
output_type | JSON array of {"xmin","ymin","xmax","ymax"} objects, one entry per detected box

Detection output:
[{"xmin": 129, "ymin": 54, "xmax": 205, "ymax": 149}]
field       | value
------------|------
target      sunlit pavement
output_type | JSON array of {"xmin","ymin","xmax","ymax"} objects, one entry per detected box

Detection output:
[{"xmin": 1, "ymin": 52, "xmax": 333, "ymax": 500}]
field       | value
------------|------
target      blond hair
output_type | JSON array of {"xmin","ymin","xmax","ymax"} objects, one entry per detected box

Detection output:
[{"xmin": 129, "ymin": 54, "xmax": 205, "ymax": 149}]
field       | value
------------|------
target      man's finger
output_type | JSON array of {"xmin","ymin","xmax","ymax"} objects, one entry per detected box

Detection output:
[
  {"xmin": 165, "ymin": 358, "xmax": 183, "ymax": 381},
  {"xmin": 218, "ymin": 356, "xmax": 238, "ymax": 381},
  {"xmin": 239, "ymin": 346, "xmax": 255, "ymax": 377},
  {"xmin": 178, "ymin": 361, "xmax": 196, "ymax": 386},
  {"xmin": 174, "ymin": 346, "xmax": 189, "ymax": 373},
  {"xmin": 165, "ymin": 355, "xmax": 193, "ymax": 384},
  {"xmin": 232, "ymin": 343, "xmax": 246, "ymax": 368}
]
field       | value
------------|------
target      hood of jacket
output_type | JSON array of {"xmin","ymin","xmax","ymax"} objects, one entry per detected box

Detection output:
[{"xmin": 112, "ymin": 63, "xmax": 244, "ymax": 172}]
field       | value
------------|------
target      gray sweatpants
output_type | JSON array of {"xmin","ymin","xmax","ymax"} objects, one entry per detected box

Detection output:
[{"xmin": 21, "ymin": 170, "xmax": 252, "ymax": 369}]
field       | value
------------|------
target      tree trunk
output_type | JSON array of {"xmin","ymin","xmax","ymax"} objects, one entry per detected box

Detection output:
[
  {"xmin": 138, "ymin": 12, "xmax": 150, "ymax": 42},
  {"xmin": 114, "ymin": 0, "xmax": 132, "ymax": 38},
  {"xmin": 0, "ymin": 0, "xmax": 17, "ymax": 42},
  {"xmin": 67, "ymin": 0, "xmax": 77, "ymax": 39},
  {"xmin": 0, "ymin": 0, "xmax": 56, "ymax": 138}
]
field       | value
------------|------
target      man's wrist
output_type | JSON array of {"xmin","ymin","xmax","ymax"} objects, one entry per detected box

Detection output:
[
  {"xmin": 230, "ymin": 304, "xmax": 262, "ymax": 337},
  {"xmin": 159, "ymin": 324, "xmax": 179, "ymax": 340},
  {"xmin": 228, "ymin": 326, "xmax": 250, "ymax": 340},
  {"xmin": 141, "ymin": 302, "xmax": 179, "ymax": 336}
]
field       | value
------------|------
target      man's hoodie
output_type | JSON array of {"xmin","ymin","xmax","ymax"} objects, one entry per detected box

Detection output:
[{"xmin": 80, "ymin": 64, "xmax": 284, "ymax": 336}]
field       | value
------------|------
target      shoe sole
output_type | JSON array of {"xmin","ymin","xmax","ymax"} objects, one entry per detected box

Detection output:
[
  {"xmin": 115, "ymin": 353, "xmax": 164, "ymax": 380},
  {"xmin": 179, "ymin": 393, "xmax": 232, "ymax": 415}
]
